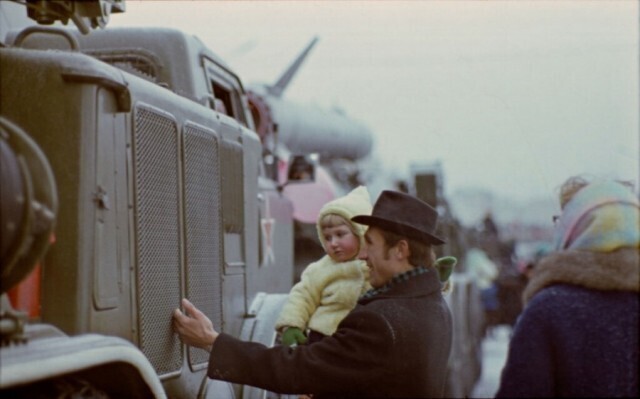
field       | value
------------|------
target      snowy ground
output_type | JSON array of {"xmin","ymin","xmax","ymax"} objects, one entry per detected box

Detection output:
[{"xmin": 470, "ymin": 325, "xmax": 511, "ymax": 398}]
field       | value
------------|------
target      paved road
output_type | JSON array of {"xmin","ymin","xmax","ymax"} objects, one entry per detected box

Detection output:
[{"xmin": 470, "ymin": 325, "xmax": 511, "ymax": 398}]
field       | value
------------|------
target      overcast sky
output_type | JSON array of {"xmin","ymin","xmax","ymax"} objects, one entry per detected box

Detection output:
[{"xmin": 109, "ymin": 0, "xmax": 639, "ymax": 203}]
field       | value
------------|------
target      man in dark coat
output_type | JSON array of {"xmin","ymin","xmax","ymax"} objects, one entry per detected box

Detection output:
[{"xmin": 174, "ymin": 190, "xmax": 453, "ymax": 398}]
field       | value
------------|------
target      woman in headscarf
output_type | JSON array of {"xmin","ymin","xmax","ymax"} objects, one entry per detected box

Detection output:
[{"xmin": 496, "ymin": 176, "xmax": 639, "ymax": 398}]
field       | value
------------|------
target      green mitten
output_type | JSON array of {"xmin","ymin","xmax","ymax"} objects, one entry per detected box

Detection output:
[
  {"xmin": 435, "ymin": 256, "xmax": 457, "ymax": 282},
  {"xmin": 281, "ymin": 327, "xmax": 307, "ymax": 346}
]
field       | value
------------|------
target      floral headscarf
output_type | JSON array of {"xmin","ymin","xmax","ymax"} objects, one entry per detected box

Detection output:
[{"xmin": 553, "ymin": 180, "xmax": 640, "ymax": 252}]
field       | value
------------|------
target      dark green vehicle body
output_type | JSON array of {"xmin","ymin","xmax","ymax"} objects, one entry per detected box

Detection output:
[
  {"xmin": 1, "ymin": 2, "xmax": 485, "ymax": 398},
  {"xmin": 1, "ymin": 7, "xmax": 295, "ymax": 398}
]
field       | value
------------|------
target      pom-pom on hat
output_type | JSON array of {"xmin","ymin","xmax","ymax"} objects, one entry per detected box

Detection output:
[{"xmin": 352, "ymin": 190, "xmax": 445, "ymax": 245}]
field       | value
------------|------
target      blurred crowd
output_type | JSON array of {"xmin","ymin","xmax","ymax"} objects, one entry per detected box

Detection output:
[{"xmin": 463, "ymin": 211, "xmax": 546, "ymax": 337}]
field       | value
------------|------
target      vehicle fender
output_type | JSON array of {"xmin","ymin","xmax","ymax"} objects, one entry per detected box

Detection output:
[
  {"xmin": 239, "ymin": 292, "xmax": 288, "ymax": 399},
  {"xmin": 200, "ymin": 378, "xmax": 235, "ymax": 399},
  {"xmin": 0, "ymin": 326, "xmax": 166, "ymax": 398}
]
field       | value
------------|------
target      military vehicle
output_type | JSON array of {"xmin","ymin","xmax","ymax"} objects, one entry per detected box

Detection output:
[
  {"xmin": 1, "ymin": 1, "xmax": 485, "ymax": 397},
  {"xmin": 244, "ymin": 37, "xmax": 375, "ymax": 280},
  {"xmin": 0, "ymin": 0, "xmax": 373, "ymax": 397}
]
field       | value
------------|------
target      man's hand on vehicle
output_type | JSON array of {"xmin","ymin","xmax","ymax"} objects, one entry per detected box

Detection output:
[{"xmin": 173, "ymin": 298, "xmax": 218, "ymax": 352}]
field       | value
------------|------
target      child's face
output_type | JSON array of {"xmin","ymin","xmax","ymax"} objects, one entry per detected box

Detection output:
[{"xmin": 322, "ymin": 224, "xmax": 360, "ymax": 262}]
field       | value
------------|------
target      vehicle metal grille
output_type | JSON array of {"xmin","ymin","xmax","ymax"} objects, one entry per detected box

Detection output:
[
  {"xmin": 183, "ymin": 124, "xmax": 224, "ymax": 367},
  {"xmin": 133, "ymin": 105, "xmax": 182, "ymax": 375}
]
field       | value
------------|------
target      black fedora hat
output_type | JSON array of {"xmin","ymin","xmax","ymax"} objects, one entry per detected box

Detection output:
[{"xmin": 351, "ymin": 190, "xmax": 445, "ymax": 245}]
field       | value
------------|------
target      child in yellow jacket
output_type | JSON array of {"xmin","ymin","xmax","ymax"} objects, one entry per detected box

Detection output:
[{"xmin": 276, "ymin": 185, "xmax": 373, "ymax": 345}]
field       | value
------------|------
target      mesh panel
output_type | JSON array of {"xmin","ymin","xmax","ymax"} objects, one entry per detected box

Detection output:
[
  {"xmin": 183, "ymin": 124, "xmax": 224, "ymax": 367},
  {"xmin": 220, "ymin": 140, "xmax": 244, "ymax": 233},
  {"xmin": 133, "ymin": 105, "xmax": 182, "ymax": 375}
]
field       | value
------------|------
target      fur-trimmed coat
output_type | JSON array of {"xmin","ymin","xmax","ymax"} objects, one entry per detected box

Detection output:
[
  {"xmin": 496, "ymin": 247, "xmax": 639, "ymax": 398},
  {"xmin": 497, "ymin": 180, "xmax": 639, "ymax": 397}
]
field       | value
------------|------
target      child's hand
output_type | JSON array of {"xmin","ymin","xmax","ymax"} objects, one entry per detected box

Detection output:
[
  {"xmin": 282, "ymin": 327, "xmax": 308, "ymax": 346},
  {"xmin": 435, "ymin": 256, "xmax": 457, "ymax": 282}
]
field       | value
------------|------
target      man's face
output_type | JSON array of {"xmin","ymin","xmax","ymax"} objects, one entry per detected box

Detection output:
[{"xmin": 359, "ymin": 226, "xmax": 401, "ymax": 288}]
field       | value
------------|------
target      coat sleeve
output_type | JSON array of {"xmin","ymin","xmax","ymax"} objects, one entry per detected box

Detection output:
[
  {"xmin": 209, "ymin": 307, "xmax": 394, "ymax": 395},
  {"xmin": 274, "ymin": 260, "xmax": 327, "ymax": 332},
  {"xmin": 495, "ymin": 292, "xmax": 556, "ymax": 398}
]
